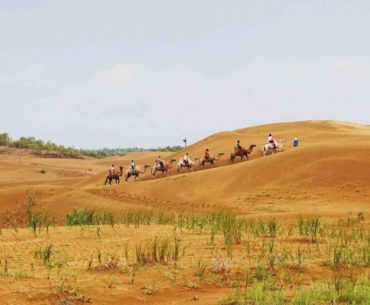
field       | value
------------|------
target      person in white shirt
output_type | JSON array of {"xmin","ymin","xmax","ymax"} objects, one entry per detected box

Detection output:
[
  {"xmin": 183, "ymin": 153, "xmax": 189, "ymax": 166},
  {"xmin": 267, "ymin": 133, "xmax": 276, "ymax": 148}
]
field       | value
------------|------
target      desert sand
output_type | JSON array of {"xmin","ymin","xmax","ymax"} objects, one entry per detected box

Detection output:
[{"xmin": 0, "ymin": 120, "xmax": 369, "ymax": 305}]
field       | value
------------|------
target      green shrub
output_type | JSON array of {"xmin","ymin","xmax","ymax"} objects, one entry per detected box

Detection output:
[
  {"xmin": 65, "ymin": 208, "xmax": 95, "ymax": 226},
  {"xmin": 293, "ymin": 284, "xmax": 336, "ymax": 305}
]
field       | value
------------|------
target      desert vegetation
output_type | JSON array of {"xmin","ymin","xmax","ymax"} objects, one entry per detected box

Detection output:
[{"xmin": 0, "ymin": 196, "xmax": 368, "ymax": 304}]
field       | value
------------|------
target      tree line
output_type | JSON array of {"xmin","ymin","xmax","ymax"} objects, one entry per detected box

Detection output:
[{"xmin": 0, "ymin": 133, "xmax": 181, "ymax": 159}]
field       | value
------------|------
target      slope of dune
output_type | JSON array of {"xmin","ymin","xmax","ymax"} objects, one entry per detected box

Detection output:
[
  {"xmin": 0, "ymin": 120, "xmax": 369, "ymax": 222},
  {"xmin": 83, "ymin": 120, "xmax": 370, "ymax": 219}
]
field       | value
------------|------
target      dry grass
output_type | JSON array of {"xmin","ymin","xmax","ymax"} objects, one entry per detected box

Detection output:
[{"xmin": 0, "ymin": 208, "xmax": 368, "ymax": 304}]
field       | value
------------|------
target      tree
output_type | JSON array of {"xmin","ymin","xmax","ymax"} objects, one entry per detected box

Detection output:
[{"xmin": 0, "ymin": 133, "xmax": 10, "ymax": 146}]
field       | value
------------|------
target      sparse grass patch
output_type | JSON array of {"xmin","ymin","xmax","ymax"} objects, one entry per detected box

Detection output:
[
  {"xmin": 196, "ymin": 257, "xmax": 207, "ymax": 281},
  {"xmin": 298, "ymin": 217, "xmax": 320, "ymax": 242},
  {"xmin": 293, "ymin": 283, "xmax": 337, "ymax": 305},
  {"xmin": 220, "ymin": 283, "xmax": 286, "ymax": 305},
  {"xmin": 34, "ymin": 244, "xmax": 53, "ymax": 267},
  {"xmin": 1, "ymin": 204, "xmax": 369, "ymax": 304},
  {"xmin": 267, "ymin": 218, "xmax": 278, "ymax": 238},
  {"xmin": 134, "ymin": 236, "xmax": 184, "ymax": 265},
  {"xmin": 27, "ymin": 209, "xmax": 53, "ymax": 236}
]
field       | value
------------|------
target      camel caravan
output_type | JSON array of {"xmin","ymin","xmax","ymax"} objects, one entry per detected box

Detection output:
[{"xmin": 104, "ymin": 133, "xmax": 286, "ymax": 184}]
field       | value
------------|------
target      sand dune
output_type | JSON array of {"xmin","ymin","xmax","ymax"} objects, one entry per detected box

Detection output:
[{"xmin": 0, "ymin": 120, "xmax": 369, "ymax": 222}]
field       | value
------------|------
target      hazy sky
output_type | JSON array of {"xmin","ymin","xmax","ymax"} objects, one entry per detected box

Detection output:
[{"xmin": 1, "ymin": 0, "xmax": 369, "ymax": 148}]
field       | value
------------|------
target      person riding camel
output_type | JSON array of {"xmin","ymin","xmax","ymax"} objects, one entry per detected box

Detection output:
[
  {"xmin": 109, "ymin": 164, "xmax": 115, "ymax": 177},
  {"xmin": 183, "ymin": 153, "xmax": 190, "ymax": 167},
  {"xmin": 130, "ymin": 160, "xmax": 136, "ymax": 174},
  {"xmin": 267, "ymin": 133, "xmax": 277, "ymax": 149},
  {"xmin": 235, "ymin": 140, "xmax": 243, "ymax": 154},
  {"xmin": 204, "ymin": 148, "xmax": 210, "ymax": 160},
  {"xmin": 156, "ymin": 156, "xmax": 165, "ymax": 169}
]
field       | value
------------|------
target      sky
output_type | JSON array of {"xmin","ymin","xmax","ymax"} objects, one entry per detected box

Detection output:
[{"xmin": 1, "ymin": 0, "xmax": 369, "ymax": 149}]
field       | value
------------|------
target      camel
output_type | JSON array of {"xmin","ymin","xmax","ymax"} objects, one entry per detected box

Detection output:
[
  {"xmin": 263, "ymin": 139, "xmax": 285, "ymax": 157},
  {"xmin": 198, "ymin": 152, "xmax": 224, "ymax": 168},
  {"xmin": 151, "ymin": 158, "xmax": 177, "ymax": 177},
  {"xmin": 177, "ymin": 158, "xmax": 196, "ymax": 173},
  {"xmin": 124, "ymin": 164, "xmax": 151, "ymax": 181},
  {"xmin": 104, "ymin": 166, "xmax": 123, "ymax": 185},
  {"xmin": 230, "ymin": 144, "xmax": 256, "ymax": 163}
]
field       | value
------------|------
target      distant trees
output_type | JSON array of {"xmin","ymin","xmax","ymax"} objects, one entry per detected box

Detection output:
[
  {"xmin": 6, "ymin": 136, "xmax": 110, "ymax": 158},
  {"xmin": 11, "ymin": 137, "xmax": 49, "ymax": 150},
  {"xmin": 149, "ymin": 145, "xmax": 182, "ymax": 152},
  {"xmin": 0, "ymin": 132, "xmax": 181, "ymax": 158}
]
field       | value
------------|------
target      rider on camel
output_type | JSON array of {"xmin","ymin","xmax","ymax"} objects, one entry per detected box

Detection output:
[
  {"xmin": 183, "ymin": 153, "xmax": 190, "ymax": 166},
  {"xmin": 109, "ymin": 164, "xmax": 115, "ymax": 177},
  {"xmin": 267, "ymin": 133, "xmax": 277, "ymax": 149},
  {"xmin": 156, "ymin": 156, "xmax": 165, "ymax": 169},
  {"xmin": 204, "ymin": 148, "xmax": 210, "ymax": 160},
  {"xmin": 236, "ymin": 140, "xmax": 242, "ymax": 154},
  {"xmin": 130, "ymin": 160, "xmax": 136, "ymax": 174}
]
